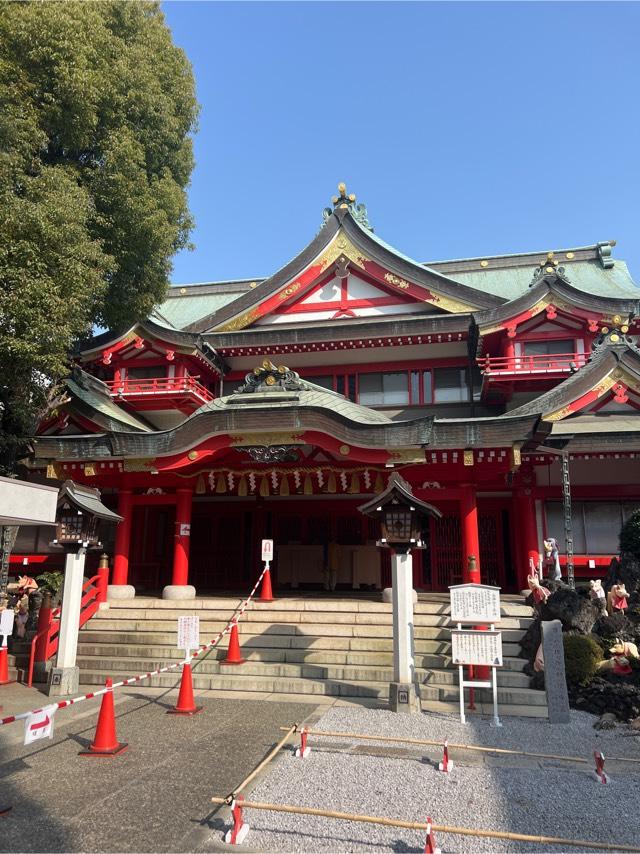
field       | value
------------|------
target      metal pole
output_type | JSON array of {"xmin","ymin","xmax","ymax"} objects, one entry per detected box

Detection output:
[{"xmin": 561, "ymin": 453, "xmax": 574, "ymax": 589}]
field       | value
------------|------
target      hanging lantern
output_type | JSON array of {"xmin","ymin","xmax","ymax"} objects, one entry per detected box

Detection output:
[
  {"xmin": 348, "ymin": 473, "xmax": 360, "ymax": 494},
  {"xmin": 195, "ymin": 475, "xmax": 206, "ymax": 495},
  {"xmin": 238, "ymin": 475, "xmax": 248, "ymax": 497},
  {"xmin": 303, "ymin": 474, "xmax": 313, "ymax": 495},
  {"xmin": 327, "ymin": 472, "xmax": 337, "ymax": 493},
  {"xmin": 279, "ymin": 474, "xmax": 290, "ymax": 496},
  {"xmin": 260, "ymin": 475, "xmax": 269, "ymax": 497},
  {"xmin": 215, "ymin": 473, "xmax": 226, "ymax": 494}
]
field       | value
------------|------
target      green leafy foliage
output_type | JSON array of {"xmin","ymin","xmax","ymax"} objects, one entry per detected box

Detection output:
[
  {"xmin": 35, "ymin": 570, "xmax": 64, "ymax": 601},
  {"xmin": 0, "ymin": 2, "xmax": 198, "ymax": 470},
  {"xmin": 563, "ymin": 633, "xmax": 602, "ymax": 686},
  {"xmin": 620, "ymin": 510, "xmax": 640, "ymax": 560}
]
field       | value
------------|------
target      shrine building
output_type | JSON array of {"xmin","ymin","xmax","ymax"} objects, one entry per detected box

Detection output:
[{"xmin": 18, "ymin": 185, "xmax": 640, "ymax": 597}]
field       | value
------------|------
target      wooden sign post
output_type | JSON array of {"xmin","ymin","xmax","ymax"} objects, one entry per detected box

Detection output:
[{"xmin": 449, "ymin": 583, "xmax": 503, "ymax": 727}]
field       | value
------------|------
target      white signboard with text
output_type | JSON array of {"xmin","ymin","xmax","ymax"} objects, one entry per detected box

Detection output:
[
  {"xmin": 449, "ymin": 583, "xmax": 501, "ymax": 624},
  {"xmin": 177, "ymin": 615, "xmax": 200, "ymax": 653},
  {"xmin": 261, "ymin": 539, "xmax": 274, "ymax": 562},
  {"xmin": 24, "ymin": 706, "xmax": 57, "ymax": 746},
  {"xmin": 0, "ymin": 608, "xmax": 14, "ymax": 645},
  {"xmin": 451, "ymin": 628, "xmax": 503, "ymax": 667}
]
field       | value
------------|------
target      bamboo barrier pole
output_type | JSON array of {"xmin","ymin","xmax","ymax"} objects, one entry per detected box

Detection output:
[
  {"xmin": 210, "ymin": 796, "xmax": 640, "ymax": 853},
  {"xmin": 280, "ymin": 726, "xmax": 640, "ymax": 765},
  {"xmin": 228, "ymin": 724, "xmax": 298, "ymax": 799}
]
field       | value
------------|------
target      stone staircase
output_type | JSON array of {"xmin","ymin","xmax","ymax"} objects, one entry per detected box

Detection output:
[{"xmin": 73, "ymin": 594, "xmax": 547, "ymax": 718}]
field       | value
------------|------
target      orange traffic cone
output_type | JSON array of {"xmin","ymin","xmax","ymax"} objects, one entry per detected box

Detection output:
[
  {"xmin": 167, "ymin": 662, "xmax": 203, "ymax": 715},
  {"xmin": 221, "ymin": 622, "xmax": 244, "ymax": 665},
  {"xmin": 79, "ymin": 678, "xmax": 128, "ymax": 756},
  {"xmin": 0, "ymin": 647, "xmax": 12, "ymax": 686},
  {"xmin": 259, "ymin": 567, "xmax": 274, "ymax": 602}
]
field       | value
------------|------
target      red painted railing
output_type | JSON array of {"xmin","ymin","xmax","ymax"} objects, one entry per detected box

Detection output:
[
  {"xmin": 27, "ymin": 566, "xmax": 108, "ymax": 687},
  {"xmin": 104, "ymin": 375, "xmax": 213, "ymax": 402},
  {"xmin": 481, "ymin": 352, "xmax": 589, "ymax": 378}
]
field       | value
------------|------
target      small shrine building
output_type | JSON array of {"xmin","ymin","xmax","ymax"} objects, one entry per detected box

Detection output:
[{"xmin": 17, "ymin": 185, "xmax": 640, "ymax": 597}]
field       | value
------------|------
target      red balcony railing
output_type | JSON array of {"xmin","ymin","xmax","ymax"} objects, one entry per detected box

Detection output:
[
  {"xmin": 27, "ymin": 567, "xmax": 108, "ymax": 687},
  {"xmin": 105, "ymin": 375, "xmax": 214, "ymax": 403},
  {"xmin": 480, "ymin": 352, "xmax": 589, "ymax": 378}
]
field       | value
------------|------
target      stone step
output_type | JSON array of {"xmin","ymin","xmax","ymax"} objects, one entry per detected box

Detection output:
[
  {"xmin": 76, "ymin": 629, "xmax": 524, "ymax": 658},
  {"xmin": 74, "ymin": 655, "xmax": 531, "ymax": 689},
  {"xmin": 74, "ymin": 642, "xmax": 528, "ymax": 672},
  {"xmin": 75, "ymin": 666, "xmax": 544, "ymax": 708},
  {"xmin": 82, "ymin": 619, "xmax": 528, "ymax": 642},
  {"xmin": 93, "ymin": 606, "xmax": 532, "ymax": 628},
  {"xmin": 74, "ymin": 668, "xmax": 435, "ymax": 700},
  {"xmin": 420, "ymin": 699, "xmax": 548, "ymax": 719},
  {"xmin": 103, "ymin": 597, "xmax": 532, "ymax": 617}
]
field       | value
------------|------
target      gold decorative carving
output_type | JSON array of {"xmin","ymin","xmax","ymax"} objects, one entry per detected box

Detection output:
[
  {"xmin": 46, "ymin": 462, "xmax": 62, "ymax": 480},
  {"xmin": 339, "ymin": 444, "xmax": 351, "ymax": 456},
  {"xmin": 188, "ymin": 451, "xmax": 198, "ymax": 461},
  {"xmin": 463, "ymin": 449, "xmax": 474, "ymax": 466},
  {"xmin": 388, "ymin": 448, "xmax": 426, "ymax": 464},
  {"xmin": 277, "ymin": 282, "xmax": 302, "ymax": 301},
  {"xmin": 84, "ymin": 463, "xmax": 96, "ymax": 477},
  {"xmin": 123, "ymin": 458, "xmax": 156, "ymax": 472},
  {"xmin": 384, "ymin": 273, "xmax": 411, "ymax": 290},
  {"xmin": 217, "ymin": 308, "xmax": 261, "ymax": 332},
  {"xmin": 230, "ymin": 432, "xmax": 304, "ymax": 447},
  {"xmin": 510, "ymin": 444, "xmax": 522, "ymax": 470},
  {"xmin": 427, "ymin": 293, "xmax": 477, "ymax": 313},
  {"xmin": 316, "ymin": 232, "xmax": 369, "ymax": 272}
]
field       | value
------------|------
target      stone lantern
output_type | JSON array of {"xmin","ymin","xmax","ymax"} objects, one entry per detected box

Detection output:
[
  {"xmin": 359, "ymin": 473, "xmax": 441, "ymax": 713},
  {"xmin": 48, "ymin": 481, "xmax": 122, "ymax": 696}
]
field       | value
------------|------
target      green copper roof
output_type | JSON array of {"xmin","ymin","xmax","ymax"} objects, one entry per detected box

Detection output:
[
  {"xmin": 449, "ymin": 259, "xmax": 639, "ymax": 301},
  {"xmin": 153, "ymin": 289, "xmax": 248, "ymax": 330},
  {"xmin": 67, "ymin": 378, "xmax": 153, "ymax": 432}
]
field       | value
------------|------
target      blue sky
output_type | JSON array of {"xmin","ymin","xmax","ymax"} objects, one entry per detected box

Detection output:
[{"xmin": 162, "ymin": 1, "xmax": 640, "ymax": 286}]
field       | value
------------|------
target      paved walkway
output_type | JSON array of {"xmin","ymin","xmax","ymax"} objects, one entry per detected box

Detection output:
[{"xmin": 0, "ymin": 681, "xmax": 321, "ymax": 852}]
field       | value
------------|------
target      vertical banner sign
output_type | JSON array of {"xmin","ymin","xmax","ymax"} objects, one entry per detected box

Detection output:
[
  {"xmin": 177, "ymin": 615, "xmax": 200, "ymax": 658},
  {"xmin": 24, "ymin": 706, "xmax": 57, "ymax": 746},
  {"xmin": 261, "ymin": 539, "xmax": 274, "ymax": 563}
]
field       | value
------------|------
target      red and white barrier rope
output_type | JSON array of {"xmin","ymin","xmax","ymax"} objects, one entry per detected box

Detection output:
[{"xmin": 0, "ymin": 565, "xmax": 269, "ymax": 728}]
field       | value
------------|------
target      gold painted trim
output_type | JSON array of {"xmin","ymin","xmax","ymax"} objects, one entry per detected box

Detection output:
[
  {"xmin": 229, "ymin": 432, "xmax": 305, "ymax": 447},
  {"xmin": 543, "ymin": 375, "xmax": 616, "ymax": 421},
  {"xmin": 388, "ymin": 448, "xmax": 427, "ymax": 464}
]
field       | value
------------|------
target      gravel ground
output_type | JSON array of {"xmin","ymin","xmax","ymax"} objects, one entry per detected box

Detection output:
[{"xmin": 208, "ymin": 708, "xmax": 640, "ymax": 853}]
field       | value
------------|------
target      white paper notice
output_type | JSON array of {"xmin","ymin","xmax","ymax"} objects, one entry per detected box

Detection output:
[
  {"xmin": 451, "ymin": 629, "xmax": 503, "ymax": 667},
  {"xmin": 449, "ymin": 584, "xmax": 501, "ymax": 623},
  {"xmin": 177, "ymin": 615, "xmax": 200, "ymax": 652}
]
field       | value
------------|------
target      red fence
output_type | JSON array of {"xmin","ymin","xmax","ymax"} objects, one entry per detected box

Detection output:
[
  {"xmin": 104, "ymin": 375, "xmax": 213, "ymax": 402},
  {"xmin": 27, "ymin": 564, "xmax": 109, "ymax": 687},
  {"xmin": 481, "ymin": 352, "xmax": 588, "ymax": 377}
]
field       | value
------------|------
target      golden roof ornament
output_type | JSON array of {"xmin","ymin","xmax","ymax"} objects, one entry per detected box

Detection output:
[{"xmin": 323, "ymin": 182, "xmax": 373, "ymax": 231}]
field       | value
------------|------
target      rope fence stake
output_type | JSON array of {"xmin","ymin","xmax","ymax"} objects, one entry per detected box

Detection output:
[
  {"xmin": 280, "ymin": 726, "xmax": 640, "ymax": 766},
  {"xmin": 209, "ymin": 796, "xmax": 640, "ymax": 853}
]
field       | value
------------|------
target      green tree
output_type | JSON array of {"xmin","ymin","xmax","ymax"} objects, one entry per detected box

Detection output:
[{"xmin": 0, "ymin": 1, "xmax": 198, "ymax": 471}]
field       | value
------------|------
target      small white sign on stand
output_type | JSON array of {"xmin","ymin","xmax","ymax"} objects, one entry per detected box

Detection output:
[
  {"xmin": 261, "ymin": 539, "xmax": 274, "ymax": 563},
  {"xmin": 0, "ymin": 608, "xmax": 14, "ymax": 645},
  {"xmin": 448, "ymin": 583, "xmax": 503, "ymax": 727},
  {"xmin": 177, "ymin": 615, "xmax": 200, "ymax": 660},
  {"xmin": 24, "ymin": 705, "xmax": 57, "ymax": 745}
]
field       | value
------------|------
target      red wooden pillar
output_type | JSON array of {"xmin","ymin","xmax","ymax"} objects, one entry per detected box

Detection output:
[
  {"xmin": 112, "ymin": 489, "xmax": 133, "ymax": 586},
  {"xmin": 514, "ymin": 489, "xmax": 539, "ymax": 590},
  {"xmin": 460, "ymin": 486, "xmax": 481, "ymax": 583},
  {"xmin": 172, "ymin": 488, "xmax": 193, "ymax": 586}
]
